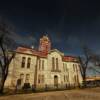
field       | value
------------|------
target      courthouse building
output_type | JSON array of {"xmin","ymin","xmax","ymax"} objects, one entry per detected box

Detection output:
[{"xmin": 4, "ymin": 35, "xmax": 83, "ymax": 90}]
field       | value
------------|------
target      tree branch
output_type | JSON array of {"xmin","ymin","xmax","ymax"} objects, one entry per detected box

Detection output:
[{"xmin": 0, "ymin": 34, "xmax": 7, "ymax": 66}]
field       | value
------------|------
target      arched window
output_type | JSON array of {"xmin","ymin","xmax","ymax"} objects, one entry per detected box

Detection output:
[
  {"xmin": 20, "ymin": 73, "xmax": 24, "ymax": 79},
  {"xmin": 25, "ymin": 74, "xmax": 30, "ymax": 83},
  {"xmin": 19, "ymin": 73, "xmax": 24, "ymax": 86},
  {"xmin": 17, "ymin": 79, "xmax": 21, "ymax": 86},
  {"xmin": 21, "ymin": 57, "xmax": 26, "ymax": 68},
  {"xmin": 38, "ymin": 74, "xmax": 44, "ymax": 84},
  {"xmin": 27, "ymin": 58, "xmax": 31, "ymax": 68}
]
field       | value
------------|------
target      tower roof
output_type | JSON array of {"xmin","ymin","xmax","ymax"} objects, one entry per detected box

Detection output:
[{"xmin": 40, "ymin": 35, "xmax": 50, "ymax": 41}]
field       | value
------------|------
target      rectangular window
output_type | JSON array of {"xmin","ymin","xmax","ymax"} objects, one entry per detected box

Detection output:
[
  {"xmin": 20, "ymin": 73, "xmax": 24, "ymax": 85},
  {"xmin": 27, "ymin": 58, "xmax": 31, "ymax": 68},
  {"xmin": 66, "ymin": 75, "xmax": 69, "ymax": 82},
  {"xmin": 52, "ymin": 57, "xmax": 55, "ymax": 70},
  {"xmin": 75, "ymin": 64, "xmax": 78, "ymax": 72},
  {"xmin": 66, "ymin": 64, "xmax": 68, "ymax": 72},
  {"xmin": 64, "ymin": 75, "xmax": 66, "ymax": 82},
  {"xmin": 38, "ymin": 74, "xmax": 44, "ymax": 84},
  {"xmin": 42, "ymin": 75, "xmax": 44, "ymax": 83},
  {"xmin": 38, "ymin": 74, "xmax": 41, "ymax": 84},
  {"xmin": 39, "ymin": 59, "xmax": 41, "ymax": 70},
  {"xmin": 42, "ymin": 60, "xmax": 44, "ymax": 70},
  {"xmin": 73, "ymin": 64, "xmax": 76, "ymax": 72},
  {"xmin": 21, "ymin": 57, "xmax": 26, "ymax": 68},
  {"xmin": 74, "ymin": 75, "xmax": 77, "ymax": 83},
  {"xmin": 63, "ymin": 63, "xmax": 65, "ymax": 71},
  {"xmin": 56, "ymin": 58, "xmax": 58, "ymax": 70}
]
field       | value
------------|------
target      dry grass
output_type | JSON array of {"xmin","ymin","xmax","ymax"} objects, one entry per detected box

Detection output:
[{"xmin": 0, "ymin": 87, "xmax": 100, "ymax": 100}]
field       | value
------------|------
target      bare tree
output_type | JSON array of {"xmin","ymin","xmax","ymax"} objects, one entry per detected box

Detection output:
[
  {"xmin": 0, "ymin": 17, "xmax": 16, "ymax": 94},
  {"xmin": 78, "ymin": 46, "xmax": 95, "ymax": 87}
]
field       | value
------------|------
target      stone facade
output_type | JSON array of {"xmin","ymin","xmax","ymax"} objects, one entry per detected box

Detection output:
[{"xmin": 4, "ymin": 35, "xmax": 83, "ymax": 90}]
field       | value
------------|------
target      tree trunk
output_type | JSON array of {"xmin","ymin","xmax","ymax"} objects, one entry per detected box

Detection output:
[
  {"xmin": 82, "ymin": 69, "xmax": 87, "ymax": 87},
  {"xmin": 0, "ymin": 76, "xmax": 6, "ymax": 94}
]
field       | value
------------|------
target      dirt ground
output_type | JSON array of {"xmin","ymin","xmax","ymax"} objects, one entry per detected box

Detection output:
[{"xmin": 0, "ymin": 87, "xmax": 100, "ymax": 100}]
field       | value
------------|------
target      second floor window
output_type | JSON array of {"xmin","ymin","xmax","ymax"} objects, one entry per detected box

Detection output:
[
  {"xmin": 56, "ymin": 58, "xmax": 58, "ymax": 70},
  {"xmin": 42, "ymin": 60, "xmax": 44, "ymax": 70},
  {"xmin": 21, "ymin": 57, "xmax": 26, "ymax": 68},
  {"xmin": 39, "ymin": 59, "xmax": 41, "ymax": 70},
  {"xmin": 27, "ymin": 58, "xmax": 31, "ymax": 68},
  {"xmin": 52, "ymin": 57, "xmax": 55, "ymax": 70},
  {"xmin": 73, "ymin": 64, "xmax": 76, "ymax": 72}
]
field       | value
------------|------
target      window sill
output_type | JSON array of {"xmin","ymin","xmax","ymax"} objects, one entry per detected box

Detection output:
[{"xmin": 51, "ymin": 70, "xmax": 61, "ymax": 72}]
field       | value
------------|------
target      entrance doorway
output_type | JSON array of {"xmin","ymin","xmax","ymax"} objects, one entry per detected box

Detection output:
[{"xmin": 54, "ymin": 75, "xmax": 58, "ymax": 88}]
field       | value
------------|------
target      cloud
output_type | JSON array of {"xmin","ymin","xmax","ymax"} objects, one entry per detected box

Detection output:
[
  {"xmin": 66, "ymin": 35, "xmax": 80, "ymax": 48},
  {"xmin": 0, "ymin": 31, "xmax": 37, "ymax": 48},
  {"xmin": 11, "ymin": 32, "xmax": 36, "ymax": 46}
]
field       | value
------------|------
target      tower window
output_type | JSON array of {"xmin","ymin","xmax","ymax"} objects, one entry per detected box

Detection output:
[{"xmin": 38, "ymin": 35, "xmax": 51, "ymax": 53}]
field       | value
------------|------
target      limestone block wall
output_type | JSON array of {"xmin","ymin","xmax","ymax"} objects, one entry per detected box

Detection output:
[
  {"xmin": 5, "ymin": 53, "xmax": 37, "ymax": 88},
  {"xmin": 47, "ymin": 51, "xmax": 63, "ymax": 71},
  {"xmin": 4, "ymin": 50, "xmax": 83, "ymax": 90},
  {"xmin": 66, "ymin": 62, "xmax": 83, "ymax": 86},
  {"xmin": 36, "ymin": 58, "xmax": 47, "ymax": 88}
]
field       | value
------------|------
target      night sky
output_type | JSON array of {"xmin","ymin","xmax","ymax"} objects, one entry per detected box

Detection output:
[{"xmin": 0, "ymin": 0, "xmax": 100, "ymax": 55}]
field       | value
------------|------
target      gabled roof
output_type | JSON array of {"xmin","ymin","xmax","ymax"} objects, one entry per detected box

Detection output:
[
  {"xmin": 16, "ymin": 47, "xmax": 79, "ymax": 62},
  {"xmin": 49, "ymin": 49, "xmax": 64, "ymax": 56},
  {"xmin": 62, "ymin": 56, "xmax": 79, "ymax": 62},
  {"xmin": 16, "ymin": 47, "xmax": 47, "ymax": 58}
]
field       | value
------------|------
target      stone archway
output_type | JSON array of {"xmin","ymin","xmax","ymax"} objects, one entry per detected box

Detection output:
[
  {"xmin": 16, "ymin": 79, "xmax": 22, "ymax": 90},
  {"xmin": 54, "ymin": 75, "xmax": 58, "ymax": 88}
]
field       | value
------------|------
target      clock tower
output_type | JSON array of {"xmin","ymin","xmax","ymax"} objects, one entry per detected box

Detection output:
[{"xmin": 39, "ymin": 35, "xmax": 51, "ymax": 53}]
